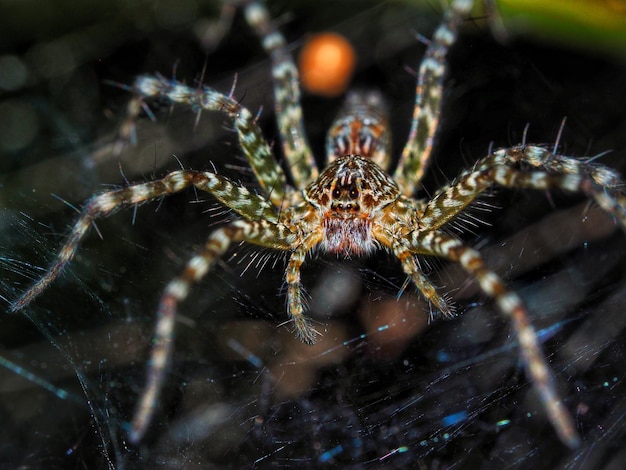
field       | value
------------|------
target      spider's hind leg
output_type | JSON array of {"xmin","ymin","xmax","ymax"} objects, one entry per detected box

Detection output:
[
  {"xmin": 130, "ymin": 218, "xmax": 294, "ymax": 442},
  {"xmin": 412, "ymin": 229, "xmax": 581, "ymax": 449}
]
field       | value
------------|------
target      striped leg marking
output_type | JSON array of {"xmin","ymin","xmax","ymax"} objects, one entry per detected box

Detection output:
[
  {"xmin": 395, "ymin": 245, "xmax": 454, "ymax": 317},
  {"xmin": 421, "ymin": 145, "xmax": 626, "ymax": 231},
  {"xmin": 128, "ymin": 75, "xmax": 290, "ymax": 208},
  {"xmin": 10, "ymin": 170, "xmax": 279, "ymax": 312},
  {"xmin": 243, "ymin": 1, "xmax": 318, "ymax": 187},
  {"xmin": 394, "ymin": 0, "xmax": 474, "ymax": 196},
  {"xmin": 129, "ymin": 219, "xmax": 294, "ymax": 442},
  {"xmin": 285, "ymin": 231, "xmax": 323, "ymax": 344},
  {"xmin": 412, "ymin": 230, "xmax": 581, "ymax": 448}
]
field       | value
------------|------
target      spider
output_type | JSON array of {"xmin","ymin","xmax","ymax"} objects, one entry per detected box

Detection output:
[{"xmin": 9, "ymin": 0, "xmax": 626, "ymax": 448}]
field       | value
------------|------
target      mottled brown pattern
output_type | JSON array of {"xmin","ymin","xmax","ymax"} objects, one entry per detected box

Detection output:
[{"xmin": 11, "ymin": 0, "xmax": 626, "ymax": 448}]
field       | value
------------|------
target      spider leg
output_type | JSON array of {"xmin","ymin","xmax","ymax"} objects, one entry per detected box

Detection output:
[
  {"xmin": 130, "ymin": 219, "xmax": 293, "ymax": 443},
  {"xmin": 285, "ymin": 230, "xmax": 324, "ymax": 344},
  {"xmin": 519, "ymin": 145, "xmax": 626, "ymax": 226},
  {"xmin": 124, "ymin": 75, "xmax": 291, "ymax": 208},
  {"xmin": 395, "ymin": 245, "xmax": 454, "ymax": 317},
  {"xmin": 420, "ymin": 145, "xmax": 626, "ymax": 231},
  {"xmin": 411, "ymin": 229, "xmax": 581, "ymax": 448},
  {"xmin": 373, "ymin": 229, "xmax": 453, "ymax": 317},
  {"xmin": 243, "ymin": 1, "xmax": 318, "ymax": 186},
  {"xmin": 394, "ymin": 0, "xmax": 474, "ymax": 196},
  {"xmin": 11, "ymin": 170, "xmax": 281, "ymax": 311}
]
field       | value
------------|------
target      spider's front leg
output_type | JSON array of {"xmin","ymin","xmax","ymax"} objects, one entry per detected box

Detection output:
[
  {"xmin": 285, "ymin": 230, "xmax": 324, "ymax": 344},
  {"xmin": 421, "ymin": 145, "xmax": 626, "ymax": 231},
  {"xmin": 242, "ymin": 0, "xmax": 318, "ymax": 186},
  {"xmin": 374, "ymin": 226, "xmax": 455, "ymax": 317},
  {"xmin": 394, "ymin": 243, "xmax": 455, "ymax": 317},
  {"xmin": 411, "ymin": 229, "xmax": 581, "ymax": 449},
  {"xmin": 10, "ymin": 169, "xmax": 279, "ymax": 311},
  {"xmin": 120, "ymin": 75, "xmax": 291, "ymax": 208},
  {"xmin": 393, "ymin": 0, "xmax": 474, "ymax": 196},
  {"xmin": 130, "ymin": 218, "xmax": 294, "ymax": 443}
]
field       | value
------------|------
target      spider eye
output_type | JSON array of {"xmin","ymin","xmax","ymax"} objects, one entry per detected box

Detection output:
[
  {"xmin": 349, "ymin": 188, "xmax": 359, "ymax": 199},
  {"xmin": 332, "ymin": 188, "xmax": 341, "ymax": 199}
]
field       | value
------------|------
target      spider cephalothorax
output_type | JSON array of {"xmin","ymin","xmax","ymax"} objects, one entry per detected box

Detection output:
[
  {"xmin": 11, "ymin": 0, "xmax": 626, "ymax": 448},
  {"xmin": 304, "ymin": 155, "xmax": 400, "ymax": 256}
]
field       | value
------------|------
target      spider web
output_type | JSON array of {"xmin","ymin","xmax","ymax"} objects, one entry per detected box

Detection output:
[{"xmin": 1, "ymin": 1, "xmax": 625, "ymax": 469}]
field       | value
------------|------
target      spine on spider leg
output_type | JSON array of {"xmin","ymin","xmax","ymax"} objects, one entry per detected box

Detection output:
[
  {"xmin": 131, "ymin": 75, "xmax": 289, "ymax": 208},
  {"xmin": 394, "ymin": 0, "xmax": 474, "ymax": 196}
]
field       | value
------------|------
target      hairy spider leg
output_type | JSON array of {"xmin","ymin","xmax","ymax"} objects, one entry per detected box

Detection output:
[
  {"xmin": 10, "ymin": 169, "xmax": 281, "ymax": 311},
  {"xmin": 392, "ymin": 240, "xmax": 454, "ymax": 317},
  {"xmin": 411, "ymin": 230, "xmax": 581, "ymax": 448},
  {"xmin": 243, "ymin": 1, "xmax": 318, "ymax": 186},
  {"xmin": 520, "ymin": 146, "xmax": 626, "ymax": 224},
  {"xmin": 404, "ymin": 144, "xmax": 626, "ymax": 449},
  {"xmin": 394, "ymin": 0, "xmax": 474, "ymax": 196},
  {"xmin": 285, "ymin": 230, "xmax": 324, "ymax": 344},
  {"xmin": 11, "ymin": 0, "xmax": 625, "ymax": 451},
  {"xmin": 127, "ymin": 75, "xmax": 292, "ymax": 208},
  {"xmin": 130, "ymin": 218, "xmax": 294, "ymax": 442},
  {"xmin": 420, "ymin": 145, "xmax": 626, "ymax": 231}
]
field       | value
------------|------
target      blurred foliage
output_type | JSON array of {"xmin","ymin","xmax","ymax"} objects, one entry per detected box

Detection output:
[{"xmin": 491, "ymin": 0, "xmax": 626, "ymax": 56}]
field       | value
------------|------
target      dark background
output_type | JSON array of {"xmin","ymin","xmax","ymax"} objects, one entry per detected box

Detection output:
[{"xmin": 1, "ymin": 1, "xmax": 625, "ymax": 468}]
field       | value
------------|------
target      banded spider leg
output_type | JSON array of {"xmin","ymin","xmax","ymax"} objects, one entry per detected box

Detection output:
[
  {"xmin": 9, "ymin": 0, "xmax": 626, "ymax": 451},
  {"xmin": 406, "ymin": 145, "xmax": 626, "ymax": 448}
]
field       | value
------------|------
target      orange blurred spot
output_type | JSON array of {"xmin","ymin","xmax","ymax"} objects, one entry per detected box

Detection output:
[
  {"xmin": 359, "ymin": 297, "xmax": 429, "ymax": 361},
  {"xmin": 299, "ymin": 32, "xmax": 356, "ymax": 97}
]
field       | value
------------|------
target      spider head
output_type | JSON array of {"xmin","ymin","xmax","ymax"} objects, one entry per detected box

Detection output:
[{"xmin": 305, "ymin": 155, "xmax": 399, "ymax": 255}]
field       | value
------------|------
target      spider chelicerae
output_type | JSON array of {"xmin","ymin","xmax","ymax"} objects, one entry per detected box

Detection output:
[{"xmin": 10, "ymin": 0, "xmax": 626, "ymax": 448}]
